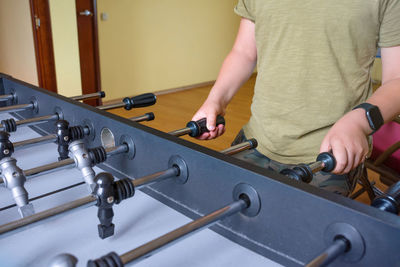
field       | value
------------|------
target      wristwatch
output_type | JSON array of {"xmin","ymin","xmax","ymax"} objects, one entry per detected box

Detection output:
[{"xmin": 352, "ymin": 103, "xmax": 384, "ymax": 134}]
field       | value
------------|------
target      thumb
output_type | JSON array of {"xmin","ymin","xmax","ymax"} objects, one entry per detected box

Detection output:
[{"xmin": 206, "ymin": 113, "xmax": 217, "ymax": 131}]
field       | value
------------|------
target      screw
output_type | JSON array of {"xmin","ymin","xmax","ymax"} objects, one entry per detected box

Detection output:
[
  {"xmin": 3, "ymin": 149, "xmax": 9, "ymax": 155},
  {"xmin": 107, "ymin": 196, "xmax": 114, "ymax": 204},
  {"xmin": 64, "ymin": 136, "xmax": 69, "ymax": 141}
]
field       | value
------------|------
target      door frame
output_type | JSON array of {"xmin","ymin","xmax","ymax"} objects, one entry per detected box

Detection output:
[
  {"xmin": 75, "ymin": 0, "xmax": 102, "ymax": 106},
  {"xmin": 29, "ymin": 0, "xmax": 58, "ymax": 93},
  {"xmin": 29, "ymin": 0, "xmax": 101, "ymax": 101}
]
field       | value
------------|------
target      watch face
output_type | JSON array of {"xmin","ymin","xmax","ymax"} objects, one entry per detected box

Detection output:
[{"xmin": 367, "ymin": 106, "xmax": 384, "ymax": 130}]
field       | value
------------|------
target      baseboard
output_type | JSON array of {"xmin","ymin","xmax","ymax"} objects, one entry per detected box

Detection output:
[
  {"xmin": 102, "ymin": 80, "xmax": 215, "ymax": 105},
  {"xmin": 102, "ymin": 72, "xmax": 257, "ymax": 105}
]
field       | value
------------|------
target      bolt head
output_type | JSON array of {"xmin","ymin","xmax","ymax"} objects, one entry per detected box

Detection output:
[
  {"xmin": 107, "ymin": 196, "xmax": 114, "ymax": 203},
  {"xmin": 64, "ymin": 136, "xmax": 69, "ymax": 141},
  {"xmin": 3, "ymin": 149, "xmax": 9, "ymax": 155}
]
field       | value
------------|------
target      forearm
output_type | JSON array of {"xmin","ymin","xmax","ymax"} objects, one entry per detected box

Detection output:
[
  {"xmin": 205, "ymin": 18, "xmax": 257, "ymax": 109},
  {"xmin": 367, "ymin": 77, "xmax": 400, "ymax": 123},
  {"xmin": 207, "ymin": 48, "xmax": 257, "ymax": 108}
]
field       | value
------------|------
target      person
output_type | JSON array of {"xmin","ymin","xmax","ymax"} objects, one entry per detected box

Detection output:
[{"xmin": 192, "ymin": 0, "xmax": 400, "ymax": 195}]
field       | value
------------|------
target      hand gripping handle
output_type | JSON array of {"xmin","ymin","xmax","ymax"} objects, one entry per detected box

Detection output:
[
  {"xmin": 186, "ymin": 115, "xmax": 225, "ymax": 137},
  {"xmin": 122, "ymin": 93, "xmax": 157, "ymax": 110}
]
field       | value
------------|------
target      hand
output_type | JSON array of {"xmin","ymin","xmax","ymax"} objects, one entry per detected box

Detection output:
[
  {"xmin": 320, "ymin": 109, "xmax": 371, "ymax": 174},
  {"xmin": 191, "ymin": 98, "xmax": 226, "ymax": 140}
]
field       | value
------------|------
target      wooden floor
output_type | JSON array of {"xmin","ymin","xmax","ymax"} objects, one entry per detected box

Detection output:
[{"xmin": 108, "ymin": 75, "xmax": 387, "ymax": 206}]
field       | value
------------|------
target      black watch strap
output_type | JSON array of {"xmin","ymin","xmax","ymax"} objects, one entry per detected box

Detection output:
[{"xmin": 352, "ymin": 103, "xmax": 384, "ymax": 135}]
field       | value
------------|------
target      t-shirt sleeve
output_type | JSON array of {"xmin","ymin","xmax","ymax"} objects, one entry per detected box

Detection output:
[
  {"xmin": 378, "ymin": 0, "xmax": 400, "ymax": 47},
  {"xmin": 234, "ymin": 0, "xmax": 255, "ymax": 22}
]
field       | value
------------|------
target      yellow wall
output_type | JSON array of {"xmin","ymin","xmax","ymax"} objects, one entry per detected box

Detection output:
[
  {"xmin": 0, "ymin": 0, "xmax": 38, "ymax": 85},
  {"xmin": 49, "ymin": 0, "xmax": 82, "ymax": 97},
  {"xmin": 97, "ymin": 0, "xmax": 240, "ymax": 100}
]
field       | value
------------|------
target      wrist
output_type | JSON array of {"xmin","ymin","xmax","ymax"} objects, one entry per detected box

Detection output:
[
  {"xmin": 206, "ymin": 90, "xmax": 228, "ymax": 110},
  {"xmin": 351, "ymin": 109, "xmax": 373, "ymax": 135},
  {"xmin": 352, "ymin": 103, "xmax": 384, "ymax": 135}
]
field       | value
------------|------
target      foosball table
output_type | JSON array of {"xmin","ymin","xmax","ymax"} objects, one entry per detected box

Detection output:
[{"xmin": 0, "ymin": 73, "xmax": 399, "ymax": 267}]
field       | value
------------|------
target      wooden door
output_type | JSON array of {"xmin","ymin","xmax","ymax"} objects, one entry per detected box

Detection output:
[
  {"xmin": 75, "ymin": 0, "xmax": 102, "ymax": 106},
  {"xmin": 30, "ymin": 0, "xmax": 58, "ymax": 93}
]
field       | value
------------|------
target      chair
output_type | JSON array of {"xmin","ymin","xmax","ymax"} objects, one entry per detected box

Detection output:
[{"xmin": 365, "ymin": 118, "xmax": 400, "ymax": 186}]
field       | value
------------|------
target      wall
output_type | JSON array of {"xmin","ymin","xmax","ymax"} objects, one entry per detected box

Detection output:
[
  {"xmin": 49, "ymin": 0, "xmax": 82, "ymax": 97},
  {"xmin": 97, "ymin": 0, "xmax": 240, "ymax": 100},
  {"xmin": 0, "ymin": 0, "xmax": 38, "ymax": 85}
]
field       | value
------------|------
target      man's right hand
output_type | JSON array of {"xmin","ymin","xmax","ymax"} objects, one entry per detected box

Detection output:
[{"xmin": 191, "ymin": 99, "xmax": 226, "ymax": 140}]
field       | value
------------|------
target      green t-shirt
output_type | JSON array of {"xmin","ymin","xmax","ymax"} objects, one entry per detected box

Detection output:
[{"xmin": 235, "ymin": 0, "xmax": 400, "ymax": 164}]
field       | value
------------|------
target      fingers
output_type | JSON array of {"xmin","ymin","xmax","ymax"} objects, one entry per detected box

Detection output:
[
  {"xmin": 330, "ymin": 139, "xmax": 348, "ymax": 174},
  {"xmin": 191, "ymin": 101, "xmax": 226, "ymax": 140},
  {"xmin": 198, "ymin": 123, "xmax": 225, "ymax": 140},
  {"xmin": 320, "ymin": 136, "xmax": 369, "ymax": 175}
]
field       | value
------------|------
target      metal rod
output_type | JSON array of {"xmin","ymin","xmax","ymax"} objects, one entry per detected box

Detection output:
[
  {"xmin": 0, "ymin": 167, "xmax": 180, "ymax": 235},
  {"xmin": 0, "ymin": 144, "xmax": 238, "ymax": 203},
  {"xmin": 0, "ymin": 144, "xmax": 128, "ymax": 184},
  {"xmin": 130, "ymin": 113, "xmax": 153, "ymax": 122},
  {"xmin": 168, "ymin": 128, "xmax": 191, "ymax": 137},
  {"xmin": 13, "ymin": 126, "xmax": 90, "ymax": 150},
  {"xmin": 13, "ymin": 134, "xmax": 57, "ymax": 149},
  {"xmin": 306, "ymin": 238, "xmax": 349, "ymax": 267},
  {"xmin": 133, "ymin": 167, "xmax": 179, "ymax": 188},
  {"xmin": 70, "ymin": 92, "xmax": 104, "ymax": 101},
  {"xmin": 23, "ymin": 158, "xmax": 75, "ymax": 178},
  {"xmin": 0, "ymin": 103, "xmax": 34, "ymax": 114},
  {"xmin": 105, "ymin": 144, "xmax": 129, "ymax": 156},
  {"xmin": 21, "ymin": 144, "xmax": 128, "ymax": 179},
  {"xmin": 308, "ymin": 161, "xmax": 325, "ymax": 174},
  {"xmin": 15, "ymin": 114, "xmax": 59, "ymax": 128},
  {"xmin": 0, "ymin": 195, "xmax": 96, "ymax": 236},
  {"xmin": 0, "ymin": 94, "xmax": 14, "ymax": 102},
  {"xmin": 119, "ymin": 199, "xmax": 248, "ymax": 265},
  {"xmin": 97, "ymin": 102, "xmax": 125, "ymax": 110},
  {"xmin": 220, "ymin": 140, "xmax": 255, "ymax": 155},
  {"xmin": 0, "ymin": 114, "xmax": 60, "ymax": 131}
]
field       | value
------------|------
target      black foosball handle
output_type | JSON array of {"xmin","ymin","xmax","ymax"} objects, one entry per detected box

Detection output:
[
  {"xmin": 280, "ymin": 152, "xmax": 336, "ymax": 183},
  {"xmin": 186, "ymin": 115, "xmax": 225, "ymax": 137},
  {"xmin": 371, "ymin": 181, "xmax": 400, "ymax": 214},
  {"xmin": 123, "ymin": 93, "xmax": 156, "ymax": 110}
]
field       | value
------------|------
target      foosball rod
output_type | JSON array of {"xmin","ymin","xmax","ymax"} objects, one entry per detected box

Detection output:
[
  {"xmin": 89, "ymin": 197, "xmax": 250, "ymax": 266},
  {"xmin": 305, "ymin": 223, "xmax": 365, "ymax": 267},
  {"xmin": 0, "ymin": 144, "xmax": 128, "ymax": 184},
  {"xmin": 0, "ymin": 91, "xmax": 105, "ymax": 114},
  {"xmin": 0, "ymin": 165, "xmax": 180, "ymax": 236},
  {"xmin": 371, "ymin": 180, "xmax": 400, "ymax": 214},
  {"xmin": 0, "ymin": 94, "xmax": 14, "ymax": 102},
  {"xmin": 97, "ymin": 93, "xmax": 156, "ymax": 111},
  {"xmin": 0, "ymin": 140, "xmax": 257, "ymax": 212},
  {"xmin": 70, "ymin": 91, "xmax": 105, "ymax": 101},
  {"xmin": 0, "ymin": 94, "xmax": 156, "ymax": 133},
  {"xmin": 306, "ymin": 238, "xmax": 349, "ymax": 267},
  {"xmin": 0, "ymin": 91, "xmax": 105, "ymax": 103},
  {"xmin": 10, "ymin": 112, "xmax": 155, "ymax": 150},
  {"xmin": 279, "ymin": 152, "xmax": 336, "ymax": 183},
  {"xmin": 0, "ymin": 141, "xmax": 129, "ymax": 218},
  {"xmin": 0, "ymin": 140, "xmax": 257, "ymax": 236}
]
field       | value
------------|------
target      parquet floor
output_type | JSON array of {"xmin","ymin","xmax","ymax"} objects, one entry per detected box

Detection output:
[{"xmin": 107, "ymin": 75, "xmax": 388, "ymax": 205}]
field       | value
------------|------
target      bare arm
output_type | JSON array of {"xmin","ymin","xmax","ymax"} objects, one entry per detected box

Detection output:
[
  {"xmin": 192, "ymin": 18, "xmax": 257, "ymax": 140},
  {"xmin": 320, "ymin": 46, "xmax": 400, "ymax": 174}
]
